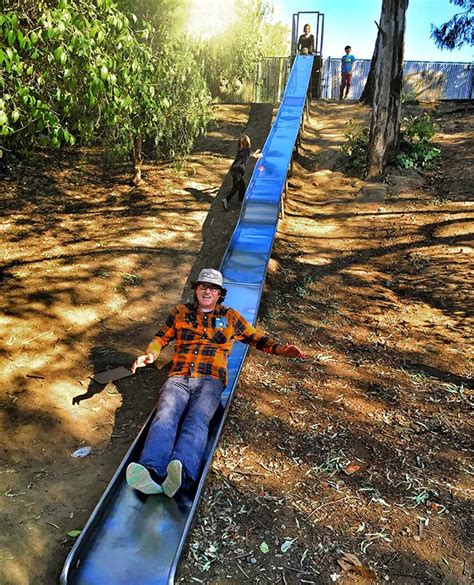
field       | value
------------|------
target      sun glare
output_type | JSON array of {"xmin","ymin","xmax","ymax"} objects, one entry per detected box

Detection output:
[{"xmin": 186, "ymin": 0, "xmax": 237, "ymax": 40}]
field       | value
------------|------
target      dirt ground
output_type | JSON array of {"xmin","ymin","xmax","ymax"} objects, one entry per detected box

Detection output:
[{"xmin": 1, "ymin": 99, "xmax": 473, "ymax": 585}]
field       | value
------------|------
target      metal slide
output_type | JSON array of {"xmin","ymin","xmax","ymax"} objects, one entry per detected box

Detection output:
[{"xmin": 60, "ymin": 55, "xmax": 314, "ymax": 585}]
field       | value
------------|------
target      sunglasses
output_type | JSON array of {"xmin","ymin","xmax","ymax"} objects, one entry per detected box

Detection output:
[{"xmin": 197, "ymin": 283, "xmax": 221, "ymax": 292}]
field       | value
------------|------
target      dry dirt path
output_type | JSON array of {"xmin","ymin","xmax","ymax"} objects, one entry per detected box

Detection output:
[
  {"xmin": 177, "ymin": 100, "xmax": 473, "ymax": 584},
  {"xmin": 0, "ymin": 103, "xmax": 273, "ymax": 585},
  {"xmin": 1, "ymin": 100, "xmax": 472, "ymax": 585}
]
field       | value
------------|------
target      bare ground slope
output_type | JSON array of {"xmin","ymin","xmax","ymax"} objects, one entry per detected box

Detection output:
[
  {"xmin": 177, "ymin": 100, "xmax": 473, "ymax": 585},
  {"xmin": 0, "ymin": 100, "xmax": 472, "ymax": 584}
]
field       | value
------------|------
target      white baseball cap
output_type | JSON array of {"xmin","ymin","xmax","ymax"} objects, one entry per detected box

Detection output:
[{"xmin": 196, "ymin": 268, "xmax": 224, "ymax": 288}]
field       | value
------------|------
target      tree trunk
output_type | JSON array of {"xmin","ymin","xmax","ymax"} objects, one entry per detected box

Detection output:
[
  {"xmin": 359, "ymin": 23, "xmax": 380, "ymax": 105},
  {"xmin": 366, "ymin": 0, "xmax": 409, "ymax": 180},
  {"xmin": 132, "ymin": 133, "xmax": 143, "ymax": 186}
]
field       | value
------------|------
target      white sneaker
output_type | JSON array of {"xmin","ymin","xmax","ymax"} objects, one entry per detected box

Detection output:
[
  {"xmin": 126, "ymin": 462, "xmax": 162, "ymax": 495},
  {"xmin": 162, "ymin": 460, "xmax": 183, "ymax": 498}
]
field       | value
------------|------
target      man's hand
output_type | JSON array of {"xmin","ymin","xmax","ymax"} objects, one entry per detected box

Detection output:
[
  {"xmin": 131, "ymin": 353, "xmax": 156, "ymax": 374},
  {"xmin": 278, "ymin": 344, "xmax": 306, "ymax": 359}
]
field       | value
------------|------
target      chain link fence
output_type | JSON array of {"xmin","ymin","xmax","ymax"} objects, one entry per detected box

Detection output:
[
  {"xmin": 210, "ymin": 57, "xmax": 472, "ymax": 104},
  {"xmin": 210, "ymin": 57, "xmax": 289, "ymax": 104},
  {"xmin": 321, "ymin": 57, "xmax": 473, "ymax": 101}
]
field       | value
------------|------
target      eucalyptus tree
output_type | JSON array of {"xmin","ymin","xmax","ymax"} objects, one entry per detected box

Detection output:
[
  {"xmin": 431, "ymin": 0, "xmax": 473, "ymax": 50},
  {"xmin": 364, "ymin": 0, "xmax": 409, "ymax": 180}
]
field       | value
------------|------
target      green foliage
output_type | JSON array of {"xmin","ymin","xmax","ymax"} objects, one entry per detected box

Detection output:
[
  {"xmin": 341, "ymin": 114, "xmax": 440, "ymax": 173},
  {"xmin": 1, "ymin": 0, "xmax": 283, "ymax": 163},
  {"xmin": 67, "ymin": 530, "xmax": 82, "ymax": 538},
  {"xmin": 121, "ymin": 0, "xmax": 280, "ymax": 99},
  {"xmin": 396, "ymin": 113, "xmax": 441, "ymax": 169},
  {"xmin": 431, "ymin": 0, "xmax": 473, "ymax": 50},
  {"xmin": 0, "ymin": 0, "xmax": 210, "ymax": 161},
  {"xmin": 295, "ymin": 274, "xmax": 314, "ymax": 297},
  {"xmin": 193, "ymin": 0, "xmax": 271, "ymax": 95},
  {"xmin": 155, "ymin": 47, "xmax": 211, "ymax": 159},
  {"xmin": 340, "ymin": 119, "xmax": 370, "ymax": 173},
  {"xmin": 401, "ymin": 90, "xmax": 420, "ymax": 105},
  {"xmin": 122, "ymin": 273, "xmax": 143, "ymax": 286},
  {"xmin": 401, "ymin": 112, "xmax": 438, "ymax": 143},
  {"xmin": 261, "ymin": 20, "xmax": 290, "ymax": 57}
]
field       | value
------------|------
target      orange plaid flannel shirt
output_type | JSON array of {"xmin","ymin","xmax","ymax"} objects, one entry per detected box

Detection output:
[{"xmin": 146, "ymin": 302, "xmax": 280, "ymax": 384}]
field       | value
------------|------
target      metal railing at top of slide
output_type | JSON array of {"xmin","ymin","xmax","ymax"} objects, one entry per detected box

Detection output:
[{"xmin": 60, "ymin": 54, "xmax": 314, "ymax": 585}]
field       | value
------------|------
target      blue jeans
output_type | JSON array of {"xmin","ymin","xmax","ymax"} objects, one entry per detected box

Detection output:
[{"xmin": 138, "ymin": 376, "xmax": 224, "ymax": 483}]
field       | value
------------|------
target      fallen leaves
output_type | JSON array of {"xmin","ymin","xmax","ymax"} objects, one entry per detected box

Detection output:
[
  {"xmin": 343, "ymin": 463, "xmax": 361, "ymax": 476},
  {"xmin": 337, "ymin": 552, "xmax": 377, "ymax": 580},
  {"xmin": 67, "ymin": 530, "xmax": 82, "ymax": 538},
  {"xmin": 280, "ymin": 537, "xmax": 298, "ymax": 553}
]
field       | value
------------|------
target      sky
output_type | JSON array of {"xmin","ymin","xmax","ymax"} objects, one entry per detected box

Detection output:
[{"xmin": 271, "ymin": 0, "xmax": 473, "ymax": 62}]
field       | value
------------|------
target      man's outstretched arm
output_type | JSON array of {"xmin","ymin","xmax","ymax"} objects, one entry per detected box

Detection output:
[
  {"xmin": 233, "ymin": 310, "xmax": 305, "ymax": 359},
  {"xmin": 131, "ymin": 307, "xmax": 179, "ymax": 373},
  {"xmin": 276, "ymin": 344, "xmax": 305, "ymax": 359}
]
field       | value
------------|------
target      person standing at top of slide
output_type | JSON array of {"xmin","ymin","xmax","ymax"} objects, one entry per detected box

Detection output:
[
  {"xmin": 297, "ymin": 23, "xmax": 315, "ymax": 54},
  {"xmin": 340, "ymin": 45, "xmax": 356, "ymax": 99}
]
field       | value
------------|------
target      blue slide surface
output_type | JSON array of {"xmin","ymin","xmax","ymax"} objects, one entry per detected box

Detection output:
[{"xmin": 60, "ymin": 55, "xmax": 314, "ymax": 585}]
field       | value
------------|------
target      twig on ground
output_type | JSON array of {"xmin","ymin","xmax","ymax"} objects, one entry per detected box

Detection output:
[
  {"xmin": 236, "ymin": 562, "xmax": 250, "ymax": 579},
  {"xmin": 230, "ymin": 470, "xmax": 267, "ymax": 477},
  {"xmin": 307, "ymin": 496, "xmax": 352, "ymax": 519},
  {"xmin": 283, "ymin": 564, "xmax": 313, "ymax": 575}
]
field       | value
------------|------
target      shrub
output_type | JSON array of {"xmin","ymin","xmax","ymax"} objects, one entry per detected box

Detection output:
[
  {"xmin": 340, "ymin": 119, "xmax": 370, "ymax": 173},
  {"xmin": 396, "ymin": 113, "xmax": 441, "ymax": 169},
  {"xmin": 0, "ymin": 0, "xmax": 211, "ymax": 164},
  {"xmin": 341, "ymin": 113, "xmax": 440, "ymax": 173},
  {"xmin": 401, "ymin": 90, "xmax": 420, "ymax": 105}
]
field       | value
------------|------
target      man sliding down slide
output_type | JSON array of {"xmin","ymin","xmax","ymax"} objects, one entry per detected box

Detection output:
[{"xmin": 127, "ymin": 268, "xmax": 305, "ymax": 497}]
